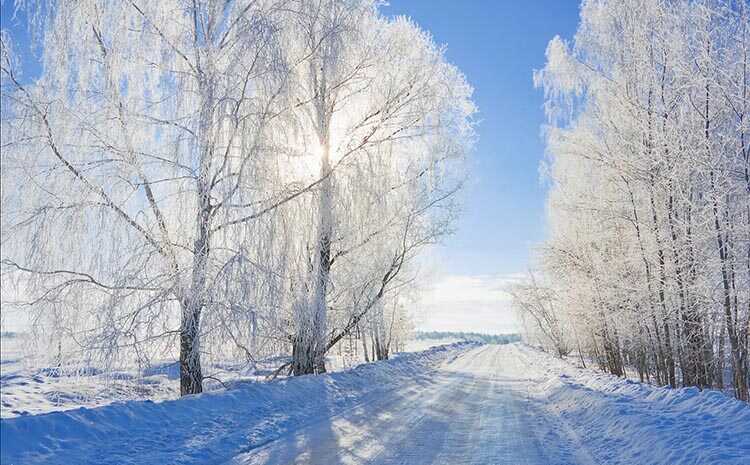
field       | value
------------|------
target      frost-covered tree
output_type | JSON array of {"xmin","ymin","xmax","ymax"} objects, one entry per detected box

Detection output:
[
  {"xmin": 509, "ymin": 272, "xmax": 570, "ymax": 358},
  {"xmin": 532, "ymin": 0, "xmax": 749, "ymax": 400},
  {"xmin": 0, "ymin": 0, "xmax": 310, "ymax": 395},
  {"xmin": 1, "ymin": 0, "xmax": 474, "ymax": 394},
  {"xmin": 277, "ymin": 1, "xmax": 474, "ymax": 375}
]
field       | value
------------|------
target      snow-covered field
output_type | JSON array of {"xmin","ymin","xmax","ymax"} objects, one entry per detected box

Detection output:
[
  {"xmin": 0, "ymin": 332, "xmax": 292, "ymax": 419},
  {"xmin": 0, "ymin": 333, "xmax": 459, "ymax": 419},
  {"xmin": 2, "ymin": 341, "xmax": 748, "ymax": 465}
]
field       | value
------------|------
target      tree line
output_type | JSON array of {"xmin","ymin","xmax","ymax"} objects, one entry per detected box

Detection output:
[
  {"xmin": 413, "ymin": 331, "xmax": 521, "ymax": 345},
  {"xmin": 0, "ymin": 0, "xmax": 474, "ymax": 395},
  {"xmin": 514, "ymin": 0, "xmax": 749, "ymax": 401}
]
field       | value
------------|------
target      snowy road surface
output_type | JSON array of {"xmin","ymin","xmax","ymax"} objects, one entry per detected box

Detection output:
[
  {"xmin": 229, "ymin": 344, "xmax": 749, "ymax": 465},
  {"xmin": 230, "ymin": 344, "xmax": 595, "ymax": 465},
  {"xmin": 2, "ymin": 342, "xmax": 749, "ymax": 465}
]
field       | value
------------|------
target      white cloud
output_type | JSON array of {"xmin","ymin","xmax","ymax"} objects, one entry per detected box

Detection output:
[{"xmin": 412, "ymin": 273, "xmax": 523, "ymax": 335}]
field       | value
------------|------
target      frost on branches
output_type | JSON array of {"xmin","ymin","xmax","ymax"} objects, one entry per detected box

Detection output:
[
  {"xmin": 520, "ymin": 0, "xmax": 749, "ymax": 401},
  {"xmin": 0, "ymin": 0, "xmax": 474, "ymax": 395}
]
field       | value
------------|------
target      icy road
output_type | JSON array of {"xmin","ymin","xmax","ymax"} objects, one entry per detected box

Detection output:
[
  {"xmin": 231, "ymin": 344, "xmax": 596, "ymax": 465},
  {"xmin": 2, "ymin": 343, "xmax": 748, "ymax": 464},
  {"xmin": 230, "ymin": 344, "xmax": 749, "ymax": 465}
]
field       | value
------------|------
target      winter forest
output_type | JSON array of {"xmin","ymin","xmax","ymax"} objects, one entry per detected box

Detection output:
[
  {"xmin": 517, "ymin": 0, "xmax": 750, "ymax": 402},
  {"xmin": 1, "ymin": 1, "xmax": 749, "ymax": 465}
]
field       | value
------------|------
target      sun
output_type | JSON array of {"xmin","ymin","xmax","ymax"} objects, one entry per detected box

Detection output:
[{"xmin": 311, "ymin": 124, "xmax": 346, "ymax": 171}]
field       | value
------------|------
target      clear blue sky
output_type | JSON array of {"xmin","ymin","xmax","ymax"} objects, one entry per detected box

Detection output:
[
  {"xmin": 385, "ymin": 0, "xmax": 580, "ymax": 276},
  {"xmin": 1, "ymin": 0, "xmax": 581, "ymax": 278}
]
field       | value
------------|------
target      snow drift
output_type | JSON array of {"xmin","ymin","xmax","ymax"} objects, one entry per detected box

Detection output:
[
  {"xmin": 2, "ymin": 342, "xmax": 748, "ymax": 465},
  {"xmin": 0, "ymin": 342, "xmax": 475, "ymax": 465}
]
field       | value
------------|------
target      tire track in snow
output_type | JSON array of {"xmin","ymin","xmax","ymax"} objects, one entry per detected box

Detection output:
[
  {"xmin": 229, "ymin": 345, "xmax": 495, "ymax": 465},
  {"xmin": 229, "ymin": 345, "xmax": 592, "ymax": 465}
]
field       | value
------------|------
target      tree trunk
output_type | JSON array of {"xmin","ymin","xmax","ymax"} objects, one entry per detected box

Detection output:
[
  {"xmin": 359, "ymin": 323, "xmax": 370, "ymax": 363},
  {"xmin": 292, "ymin": 109, "xmax": 333, "ymax": 376},
  {"xmin": 666, "ymin": 192, "xmax": 705, "ymax": 387},
  {"xmin": 713, "ymin": 198, "xmax": 748, "ymax": 400},
  {"xmin": 179, "ymin": 305, "xmax": 203, "ymax": 396},
  {"xmin": 292, "ymin": 332, "xmax": 325, "ymax": 376},
  {"xmin": 649, "ymin": 190, "xmax": 676, "ymax": 387},
  {"xmin": 179, "ymin": 210, "xmax": 210, "ymax": 395}
]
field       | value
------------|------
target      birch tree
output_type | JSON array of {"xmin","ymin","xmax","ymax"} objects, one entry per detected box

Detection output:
[
  {"xmin": 280, "ymin": 2, "xmax": 474, "ymax": 375},
  {"xmin": 532, "ymin": 0, "xmax": 749, "ymax": 400},
  {"xmin": 1, "ymin": 0, "xmax": 475, "ymax": 393},
  {"xmin": 2, "ymin": 0, "xmax": 310, "ymax": 395}
]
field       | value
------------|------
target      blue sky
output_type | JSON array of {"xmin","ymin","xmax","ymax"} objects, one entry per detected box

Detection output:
[
  {"xmin": 383, "ymin": 1, "xmax": 581, "ymax": 333},
  {"xmin": 385, "ymin": 1, "xmax": 580, "ymax": 277}
]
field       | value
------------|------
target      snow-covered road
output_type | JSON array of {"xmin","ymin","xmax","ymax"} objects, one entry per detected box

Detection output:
[
  {"xmin": 230, "ymin": 344, "xmax": 595, "ymax": 465},
  {"xmin": 3, "ymin": 342, "xmax": 748, "ymax": 465}
]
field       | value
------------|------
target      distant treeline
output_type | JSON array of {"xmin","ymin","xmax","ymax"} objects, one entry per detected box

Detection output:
[{"xmin": 414, "ymin": 331, "xmax": 521, "ymax": 345}]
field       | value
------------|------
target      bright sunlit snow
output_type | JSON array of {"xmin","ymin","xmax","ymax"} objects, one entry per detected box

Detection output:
[
  {"xmin": 1, "ymin": 0, "xmax": 749, "ymax": 463},
  {"xmin": 3, "ymin": 343, "xmax": 749, "ymax": 465}
]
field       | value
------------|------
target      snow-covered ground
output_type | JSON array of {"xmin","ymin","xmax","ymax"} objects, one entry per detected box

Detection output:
[
  {"xmin": 2, "ymin": 342, "xmax": 749, "ymax": 465},
  {"xmin": 0, "ymin": 332, "xmax": 291, "ymax": 419},
  {"xmin": 1, "ymin": 333, "xmax": 172, "ymax": 418},
  {"xmin": 0, "ymin": 332, "xmax": 458, "ymax": 419}
]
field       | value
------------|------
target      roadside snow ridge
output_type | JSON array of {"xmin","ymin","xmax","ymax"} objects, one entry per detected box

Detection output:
[{"xmin": 1, "ymin": 343, "xmax": 748, "ymax": 465}]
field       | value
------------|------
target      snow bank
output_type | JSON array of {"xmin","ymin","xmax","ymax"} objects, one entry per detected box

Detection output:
[
  {"xmin": 0, "ymin": 342, "xmax": 475, "ymax": 465},
  {"xmin": 0, "ymin": 333, "xmax": 460, "ymax": 419},
  {"xmin": 0, "ymin": 333, "xmax": 296, "ymax": 419},
  {"xmin": 518, "ymin": 344, "xmax": 750, "ymax": 465},
  {"xmin": 4, "ymin": 342, "xmax": 747, "ymax": 465}
]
